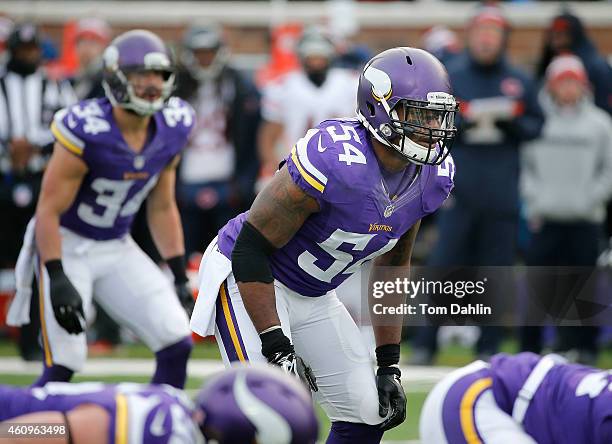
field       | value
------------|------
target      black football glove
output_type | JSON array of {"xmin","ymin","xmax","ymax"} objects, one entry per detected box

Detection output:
[
  {"xmin": 377, "ymin": 366, "xmax": 406, "ymax": 431},
  {"xmin": 376, "ymin": 344, "xmax": 406, "ymax": 431},
  {"xmin": 268, "ymin": 349, "xmax": 319, "ymax": 392},
  {"xmin": 175, "ymin": 282, "xmax": 195, "ymax": 317},
  {"xmin": 166, "ymin": 255, "xmax": 194, "ymax": 317},
  {"xmin": 45, "ymin": 260, "xmax": 85, "ymax": 335},
  {"xmin": 260, "ymin": 327, "xmax": 318, "ymax": 392}
]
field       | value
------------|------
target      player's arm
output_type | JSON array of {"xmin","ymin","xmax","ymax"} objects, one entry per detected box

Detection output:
[
  {"xmin": 0, "ymin": 405, "xmax": 108, "ymax": 444},
  {"xmin": 257, "ymin": 120, "xmax": 284, "ymax": 176},
  {"xmin": 35, "ymin": 143, "xmax": 87, "ymax": 263},
  {"xmin": 232, "ymin": 165, "xmax": 319, "ymax": 390},
  {"xmin": 146, "ymin": 155, "xmax": 193, "ymax": 314},
  {"xmin": 368, "ymin": 219, "xmax": 421, "ymax": 431},
  {"xmin": 34, "ymin": 143, "xmax": 88, "ymax": 335},
  {"xmin": 370, "ymin": 219, "xmax": 421, "ymax": 345}
]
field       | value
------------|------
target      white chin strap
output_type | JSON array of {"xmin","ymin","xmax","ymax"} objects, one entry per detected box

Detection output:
[
  {"xmin": 105, "ymin": 70, "xmax": 175, "ymax": 116},
  {"xmin": 357, "ymin": 110, "xmax": 444, "ymax": 165},
  {"xmin": 125, "ymin": 74, "xmax": 175, "ymax": 116}
]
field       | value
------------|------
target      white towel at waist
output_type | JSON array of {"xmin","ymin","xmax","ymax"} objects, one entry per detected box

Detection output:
[
  {"xmin": 7, "ymin": 218, "xmax": 36, "ymax": 326},
  {"xmin": 190, "ymin": 236, "xmax": 232, "ymax": 337}
]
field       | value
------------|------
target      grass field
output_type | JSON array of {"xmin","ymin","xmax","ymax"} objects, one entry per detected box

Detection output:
[{"xmin": 1, "ymin": 340, "xmax": 611, "ymax": 442}]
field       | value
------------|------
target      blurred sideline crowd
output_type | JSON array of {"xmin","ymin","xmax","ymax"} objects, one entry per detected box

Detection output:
[{"xmin": 0, "ymin": 4, "xmax": 611, "ymax": 366}]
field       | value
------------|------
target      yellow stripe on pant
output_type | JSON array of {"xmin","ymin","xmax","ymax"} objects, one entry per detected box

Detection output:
[
  {"xmin": 219, "ymin": 282, "xmax": 247, "ymax": 362},
  {"xmin": 460, "ymin": 377, "xmax": 493, "ymax": 444},
  {"xmin": 38, "ymin": 258, "xmax": 53, "ymax": 367}
]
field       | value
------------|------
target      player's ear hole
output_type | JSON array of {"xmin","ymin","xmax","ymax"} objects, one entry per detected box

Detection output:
[{"xmin": 366, "ymin": 102, "xmax": 375, "ymax": 117}]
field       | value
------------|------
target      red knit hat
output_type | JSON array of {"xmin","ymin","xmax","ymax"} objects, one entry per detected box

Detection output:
[
  {"xmin": 470, "ymin": 6, "xmax": 509, "ymax": 30},
  {"xmin": 74, "ymin": 18, "xmax": 111, "ymax": 43},
  {"xmin": 546, "ymin": 54, "xmax": 588, "ymax": 84}
]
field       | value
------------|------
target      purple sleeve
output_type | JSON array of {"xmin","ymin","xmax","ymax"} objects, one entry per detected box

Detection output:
[
  {"xmin": 50, "ymin": 99, "xmax": 111, "ymax": 164},
  {"xmin": 600, "ymin": 417, "xmax": 612, "ymax": 444},
  {"xmin": 284, "ymin": 127, "xmax": 333, "ymax": 207},
  {"xmin": 422, "ymin": 154, "xmax": 455, "ymax": 214},
  {"xmin": 161, "ymin": 97, "xmax": 195, "ymax": 157},
  {"xmin": 0, "ymin": 385, "xmax": 31, "ymax": 420}
]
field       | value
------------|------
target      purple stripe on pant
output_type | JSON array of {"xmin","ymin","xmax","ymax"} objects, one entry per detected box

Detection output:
[{"xmin": 215, "ymin": 281, "xmax": 249, "ymax": 362}]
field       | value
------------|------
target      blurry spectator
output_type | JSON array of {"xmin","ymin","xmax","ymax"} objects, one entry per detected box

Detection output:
[
  {"xmin": 326, "ymin": 0, "xmax": 372, "ymax": 72},
  {"xmin": 174, "ymin": 24, "xmax": 260, "ymax": 255},
  {"xmin": 71, "ymin": 18, "xmax": 111, "ymax": 100},
  {"xmin": 255, "ymin": 23, "xmax": 302, "ymax": 87},
  {"xmin": 536, "ymin": 12, "xmax": 612, "ymax": 240},
  {"xmin": 420, "ymin": 25, "xmax": 461, "ymax": 66},
  {"xmin": 520, "ymin": 55, "xmax": 612, "ymax": 365},
  {"xmin": 411, "ymin": 7, "xmax": 544, "ymax": 365},
  {"xmin": 0, "ymin": 15, "xmax": 13, "ymax": 73},
  {"xmin": 257, "ymin": 27, "xmax": 357, "ymax": 181},
  {"xmin": 0, "ymin": 23, "xmax": 76, "ymax": 266},
  {"xmin": 0, "ymin": 23, "xmax": 75, "ymax": 361},
  {"xmin": 536, "ymin": 11, "xmax": 612, "ymax": 116}
]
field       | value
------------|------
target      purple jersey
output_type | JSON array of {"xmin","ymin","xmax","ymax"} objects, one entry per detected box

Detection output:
[
  {"xmin": 490, "ymin": 352, "xmax": 612, "ymax": 444},
  {"xmin": 50, "ymin": 97, "xmax": 194, "ymax": 240},
  {"xmin": 218, "ymin": 118, "xmax": 454, "ymax": 296},
  {"xmin": 0, "ymin": 382, "xmax": 199, "ymax": 444}
]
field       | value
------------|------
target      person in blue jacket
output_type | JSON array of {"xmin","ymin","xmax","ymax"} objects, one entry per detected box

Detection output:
[
  {"xmin": 411, "ymin": 6, "xmax": 545, "ymax": 365},
  {"xmin": 536, "ymin": 11, "xmax": 612, "ymax": 117}
]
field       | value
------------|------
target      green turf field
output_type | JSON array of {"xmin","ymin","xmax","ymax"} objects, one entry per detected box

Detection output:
[{"xmin": 1, "ymin": 340, "xmax": 610, "ymax": 442}]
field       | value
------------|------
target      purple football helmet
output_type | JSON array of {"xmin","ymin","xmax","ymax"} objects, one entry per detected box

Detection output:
[
  {"xmin": 102, "ymin": 29, "xmax": 175, "ymax": 116},
  {"xmin": 195, "ymin": 364, "xmax": 318, "ymax": 444},
  {"xmin": 356, "ymin": 47, "xmax": 458, "ymax": 165}
]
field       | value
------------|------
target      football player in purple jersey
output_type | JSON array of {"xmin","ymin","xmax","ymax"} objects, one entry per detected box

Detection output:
[
  {"xmin": 0, "ymin": 365, "xmax": 318, "ymax": 444},
  {"xmin": 420, "ymin": 352, "xmax": 612, "ymax": 444},
  {"xmin": 11, "ymin": 30, "xmax": 195, "ymax": 389},
  {"xmin": 191, "ymin": 47, "xmax": 458, "ymax": 443}
]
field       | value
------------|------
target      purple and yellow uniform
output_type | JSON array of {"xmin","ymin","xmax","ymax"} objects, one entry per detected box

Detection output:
[
  {"xmin": 50, "ymin": 96, "xmax": 194, "ymax": 240},
  {"xmin": 0, "ymin": 382, "xmax": 200, "ymax": 444},
  {"xmin": 217, "ymin": 118, "xmax": 455, "ymax": 296},
  {"xmin": 425, "ymin": 352, "xmax": 612, "ymax": 444}
]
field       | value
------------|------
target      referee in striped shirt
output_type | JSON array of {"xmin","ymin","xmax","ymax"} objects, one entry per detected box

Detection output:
[
  {"xmin": 0, "ymin": 23, "xmax": 76, "ymax": 266},
  {"xmin": 1, "ymin": 23, "xmax": 75, "ymax": 361}
]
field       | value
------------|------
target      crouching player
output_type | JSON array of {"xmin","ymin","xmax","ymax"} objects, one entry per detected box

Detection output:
[
  {"xmin": 0, "ymin": 365, "xmax": 318, "ymax": 444},
  {"xmin": 191, "ymin": 47, "xmax": 458, "ymax": 443},
  {"xmin": 420, "ymin": 352, "xmax": 612, "ymax": 443}
]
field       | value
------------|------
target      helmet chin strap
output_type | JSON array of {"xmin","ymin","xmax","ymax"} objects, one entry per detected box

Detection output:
[
  {"xmin": 124, "ymin": 73, "xmax": 175, "ymax": 116},
  {"xmin": 357, "ymin": 110, "xmax": 445, "ymax": 166}
]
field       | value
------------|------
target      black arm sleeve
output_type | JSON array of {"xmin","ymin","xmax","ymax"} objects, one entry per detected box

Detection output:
[{"xmin": 231, "ymin": 221, "xmax": 277, "ymax": 283}]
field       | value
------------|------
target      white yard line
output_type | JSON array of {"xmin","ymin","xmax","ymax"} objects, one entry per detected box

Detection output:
[{"xmin": 0, "ymin": 357, "xmax": 455, "ymax": 387}]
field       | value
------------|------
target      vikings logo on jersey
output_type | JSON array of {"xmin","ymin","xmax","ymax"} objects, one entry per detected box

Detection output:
[
  {"xmin": 217, "ymin": 118, "xmax": 455, "ymax": 297},
  {"xmin": 50, "ymin": 97, "xmax": 194, "ymax": 240}
]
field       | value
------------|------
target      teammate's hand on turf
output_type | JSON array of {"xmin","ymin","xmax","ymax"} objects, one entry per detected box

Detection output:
[
  {"xmin": 175, "ymin": 282, "xmax": 195, "ymax": 317},
  {"xmin": 269, "ymin": 350, "xmax": 319, "ymax": 392},
  {"xmin": 377, "ymin": 366, "xmax": 406, "ymax": 431},
  {"xmin": 46, "ymin": 260, "xmax": 85, "ymax": 335}
]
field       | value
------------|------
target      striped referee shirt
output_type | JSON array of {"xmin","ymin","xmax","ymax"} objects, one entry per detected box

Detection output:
[{"xmin": 0, "ymin": 68, "xmax": 77, "ymax": 173}]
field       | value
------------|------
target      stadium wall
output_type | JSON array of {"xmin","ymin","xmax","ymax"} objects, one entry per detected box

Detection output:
[{"xmin": 2, "ymin": 1, "xmax": 612, "ymax": 68}]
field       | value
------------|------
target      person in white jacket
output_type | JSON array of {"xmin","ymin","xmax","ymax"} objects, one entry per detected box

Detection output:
[{"xmin": 519, "ymin": 54, "xmax": 612, "ymax": 364}]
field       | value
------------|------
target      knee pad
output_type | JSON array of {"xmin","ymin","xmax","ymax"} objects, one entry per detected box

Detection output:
[{"xmin": 326, "ymin": 421, "xmax": 383, "ymax": 444}]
